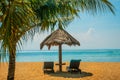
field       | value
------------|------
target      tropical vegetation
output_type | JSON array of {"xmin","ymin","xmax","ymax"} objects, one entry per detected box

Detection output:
[{"xmin": 0, "ymin": 0, "xmax": 114, "ymax": 80}]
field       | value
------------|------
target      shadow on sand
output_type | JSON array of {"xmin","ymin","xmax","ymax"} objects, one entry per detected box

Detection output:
[{"xmin": 45, "ymin": 71, "xmax": 93, "ymax": 78}]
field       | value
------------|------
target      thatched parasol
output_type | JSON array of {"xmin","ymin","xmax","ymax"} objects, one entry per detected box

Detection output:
[{"xmin": 40, "ymin": 29, "xmax": 80, "ymax": 72}]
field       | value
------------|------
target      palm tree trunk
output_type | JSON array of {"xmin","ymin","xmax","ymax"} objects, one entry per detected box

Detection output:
[{"xmin": 7, "ymin": 45, "xmax": 16, "ymax": 80}]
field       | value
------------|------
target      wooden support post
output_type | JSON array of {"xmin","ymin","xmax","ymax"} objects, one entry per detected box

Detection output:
[{"xmin": 59, "ymin": 44, "xmax": 62, "ymax": 72}]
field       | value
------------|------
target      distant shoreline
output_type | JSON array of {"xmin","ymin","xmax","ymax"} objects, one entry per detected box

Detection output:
[{"xmin": 16, "ymin": 48, "xmax": 120, "ymax": 52}]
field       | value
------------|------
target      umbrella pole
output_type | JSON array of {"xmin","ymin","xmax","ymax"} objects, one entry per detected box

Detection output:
[{"xmin": 59, "ymin": 44, "xmax": 62, "ymax": 72}]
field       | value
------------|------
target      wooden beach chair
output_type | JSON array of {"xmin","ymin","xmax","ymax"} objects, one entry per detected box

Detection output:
[
  {"xmin": 66, "ymin": 59, "xmax": 81, "ymax": 73},
  {"xmin": 43, "ymin": 62, "xmax": 54, "ymax": 73}
]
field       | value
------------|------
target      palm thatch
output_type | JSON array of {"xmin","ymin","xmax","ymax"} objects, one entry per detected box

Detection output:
[{"xmin": 40, "ymin": 29, "xmax": 80, "ymax": 50}]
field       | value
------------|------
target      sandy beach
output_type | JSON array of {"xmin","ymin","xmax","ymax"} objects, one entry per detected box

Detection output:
[{"xmin": 0, "ymin": 62, "xmax": 120, "ymax": 80}]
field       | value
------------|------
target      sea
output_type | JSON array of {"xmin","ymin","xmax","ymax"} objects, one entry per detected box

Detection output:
[{"xmin": 2, "ymin": 49, "xmax": 120, "ymax": 62}]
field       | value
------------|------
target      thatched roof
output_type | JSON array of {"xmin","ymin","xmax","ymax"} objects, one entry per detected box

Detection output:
[{"xmin": 40, "ymin": 29, "xmax": 80, "ymax": 49}]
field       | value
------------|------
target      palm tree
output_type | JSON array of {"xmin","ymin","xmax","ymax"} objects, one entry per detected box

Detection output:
[
  {"xmin": 0, "ymin": 0, "xmax": 36, "ymax": 80},
  {"xmin": 0, "ymin": 0, "xmax": 114, "ymax": 80}
]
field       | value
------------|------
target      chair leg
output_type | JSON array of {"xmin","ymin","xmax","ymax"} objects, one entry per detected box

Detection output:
[
  {"xmin": 79, "ymin": 69, "xmax": 81, "ymax": 74},
  {"xmin": 52, "ymin": 70, "xmax": 54, "ymax": 73},
  {"xmin": 44, "ymin": 70, "xmax": 45, "ymax": 74}
]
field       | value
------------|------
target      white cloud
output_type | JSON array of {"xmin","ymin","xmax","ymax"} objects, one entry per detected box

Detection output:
[
  {"xmin": 80, "ymin": 27, "xmax": 96, "ymax": 43},
  {"xmin": 86, "ymin": 27, "xmax": 95, "ymax": 36},
  {"xmin": 66, "ymin": 27, "xmax": 97, "ymax": 49}
]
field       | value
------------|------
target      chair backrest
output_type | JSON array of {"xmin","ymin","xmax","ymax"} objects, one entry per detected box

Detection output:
[
  {"xmin": 44, "ymin": 62, "xmax": 54, "ymax": 69},
  {"xmin": 70, "ymin": 59, "xmax": 81, "ymax": 69}
]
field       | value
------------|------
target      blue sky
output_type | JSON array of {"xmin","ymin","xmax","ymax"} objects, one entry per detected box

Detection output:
[{"xmin": 22, "ymin": 0, "xmax": 120, "ymax": 50}]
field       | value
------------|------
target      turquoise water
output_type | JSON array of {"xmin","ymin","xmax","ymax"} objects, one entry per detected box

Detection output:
[{"xmin": 13, "ymin": 49, "xmax": 120, "ymax": 62}]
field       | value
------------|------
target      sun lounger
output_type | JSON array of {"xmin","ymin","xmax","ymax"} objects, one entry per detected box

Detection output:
[
  {"xmin": 43, "ymin": 62, "xmax": 54, "ymax": 73},
  {"xmin": 66, "ymin": 59, "xmax": 81, "ymax": 73}
]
